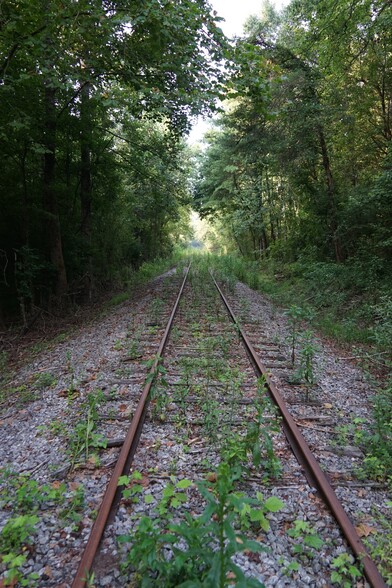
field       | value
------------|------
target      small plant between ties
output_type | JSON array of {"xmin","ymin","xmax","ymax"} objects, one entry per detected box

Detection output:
[{"xmin": 284, "ymin": 305, "xmax": 314, "ymax": 366}]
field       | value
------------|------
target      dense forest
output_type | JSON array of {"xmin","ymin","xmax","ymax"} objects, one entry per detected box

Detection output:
[
  {"xmin": 1, "ymin": 0, "xmax": 391, "ymax": 332},
  {"xmin": 0, "ymin": 0, "xmax": 227, "ymax": 324},
  {"xmin": 195, "ymin": 0, "xmax": 391, "ymax": 266}
]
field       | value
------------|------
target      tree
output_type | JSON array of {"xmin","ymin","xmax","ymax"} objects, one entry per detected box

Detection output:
[{"xmin": 0, "ymin": 0, "xmax": 229, "ymax": 320}]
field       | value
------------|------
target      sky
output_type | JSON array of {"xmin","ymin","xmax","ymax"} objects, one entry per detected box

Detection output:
[
  {"xmin": 211, "ymin": 0, "xmax": 286, "ymax": 39},
  {"xmin": 188, "ymin": 0, "xmax": 289, "ymax": 144}
]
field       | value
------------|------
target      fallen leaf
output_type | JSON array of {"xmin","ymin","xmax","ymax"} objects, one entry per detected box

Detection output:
[
  {"xmin": 324, "ymin": 403, "xmax": 333, "ymax": 409},
  {"xmin": 0, "ymin": 579, "xmax": 17, "ymax": 587},
  {"xmin": 43, "ymin": 566, "xmax": 53, "ymax": 579},
  {"xmin": 206, "ymin": 472, "xmax": 217, "ymax": 483},
  {"xmin": 141, "ymin": 475, "xmax": 150, "ymax": 488},
  {"xmin": 51, "ymin": 480, "xmax": 61, "ymax": 489},
  {"xmin": 356, "ymin": 523, "xmax": 377, "ymax": 537},
  {"xmin": 119, "ymin": 404, "xmax": 127, "ymax": 412}
]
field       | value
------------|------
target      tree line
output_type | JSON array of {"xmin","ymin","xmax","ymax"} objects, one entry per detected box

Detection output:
[
  {"xmin": 195, "ymin": 0, "xmax": 391, "ymax": 287},
  {"xmin": 0, "ymin": 0, "xmax": 227, "ymax": 325}
]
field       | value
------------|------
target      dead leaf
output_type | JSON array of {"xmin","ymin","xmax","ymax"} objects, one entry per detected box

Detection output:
[
  {"xmin": 119, "ymin": 404, "xmax": 127, "ymax": 412},
  {"xmin": 356, "ymin": 523, "xmax": 377, "ymax": 537},
  {"xmin": 324, "ymin": 403, "xmax": 333, "ymax": 409},
  {"xmin": 0, "ymin": 579, "xmax": 17, "ymax": 587},
  {"xmin": 206, "ymin": 472, "xmax": 217, "ymax": 483},
  {"xmin": 51, "ymin": 480, "xmax": 62, "ymax": 489},
  {"xmin": 141, "ymin": 475, "xmax": 150, "ymax": 488},
  {"xmin": 43, "ymin": 566, "xmax": 53, "ymax": 579}
]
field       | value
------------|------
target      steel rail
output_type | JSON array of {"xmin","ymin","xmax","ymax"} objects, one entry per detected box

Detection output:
[
  {"xmin": 211, "ymin": 272, "xmax": 387, "ymax": 588},
  {"xmin": 72, "ymin": 264, "xmax": 191, "ymax": 588}
]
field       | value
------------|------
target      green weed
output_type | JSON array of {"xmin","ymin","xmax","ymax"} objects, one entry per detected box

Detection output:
[
  {"xmin": 330, "ymin": 552, "xmax": 362, "ymax": 587},
  {"xmin": 119, "ymin": 462, "xmax": 284, "ymax": 587}
]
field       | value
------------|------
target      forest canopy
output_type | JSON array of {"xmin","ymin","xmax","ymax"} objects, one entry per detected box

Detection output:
[
  {"xmin": 194, "ymin": 0, "xmax": 391, "ymax": 275},
  {"xmin": 0, "ymin": 0, "xmax": 228, "ymax": 323}
]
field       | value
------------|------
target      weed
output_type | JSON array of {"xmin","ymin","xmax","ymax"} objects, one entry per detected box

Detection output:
[
  {"xmin": 127, "ymin": 330, "xmax": 142, "ymax": 359},
  {"xmin": 119, "ymin": 463, "xmax": 283, "ymax": 587},
  {"xmin": 287, "ymin": 520, "xmax": 323, "ymax": 558},
  {"xmin": 330, "ymin": 552, "xmax": 362, "ymax": 587},
  {"xmin": 364, "ymin": 502, "xmax": 392, "ymax": 584},
  {"xmin": 34, "ymin": 371, "xmax": 57, "ymax": 388},
  {"xmin": 290, "ymin": 331, "xmax": 319, "ymax": 399},
  {"xmin": 201, "ymin": 398, "xmax": 220, "ymax": 444},
  {"xmin": 108, "ymin": 292, "xmax": 129, "ymax": 306},
  {"xmin": 68, "ymin": 391, "xmax": 107, "ymax": 468},
  {"xmin": 222, "ymin": 379, "xmax": 282, "ymax": 480},
  {"xmin": 0, "ymin": 470, "xmax": 86, "ymax": 584},
  {"xmin": 0, "ymin": 351, "xmax": 8, "ymax": 380},
  {"xmin": 118, "ymin": 471, "xmax": 146, "ymax": 505},
  {"xmin": 0, "ymin": 514, "xmax": 39, "ymax": 586},
  {"xmin": 59, "ymin": 485, "xmax": 86, "ymax": 529},
  {"xmin": 284, "ymin": 305, "xmax": 314, "ymax": 366},
  {"xmin": 354, "ymin": 379, "xmax": 392, "ymax": 484}
]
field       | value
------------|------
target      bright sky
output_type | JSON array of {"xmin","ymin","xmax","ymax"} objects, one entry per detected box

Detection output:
[
  {"xmin": 211, "ymin": 0, "xmax": 286, "ymax": 38},
  {"xmin": 188, "ymin": 0, "xmax": 289, "ymax": 144}
]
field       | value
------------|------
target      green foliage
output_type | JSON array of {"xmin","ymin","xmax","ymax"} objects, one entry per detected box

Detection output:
[
  {"xmin": 119, "ymin": 462, "xmax": 284, "ymax": 587},
  {"xmin": 222, "ymin": 380, "xmax": 282, "ymax": 480},
  {"xmin": 0, "ymin": 515, "xmax": 39, "ymax": 586},
  {"xmin": 355, "ymin": 379, "xmax": 392, "ymax": 484},
  {"xmin": 292, "ymin": 331, "xmax": 319, "ymax": 398},
  {"xmin": 34, "ymin": 371, "xmax": 57, "ymax": 389},
  {"xmin": 330, "ymin": 552, "xmax": 362, "ymax": 587},
  {"xmin": 287, "ymin": 520, "xmax": 324, "ymax": 558},
  {"xmin": 0, "ymin": 0, "xmax": 228, "ymax": 321},
  {"xmin": 0, "ymin": 469, "xmax": 86, "ymax": 584},
  {"xmin": 67, "ymin": 390, "xmax": 107, "ymax": 468},
  {"xmin": 284, "ymin": 305, "xmax": 314, "ymax": 366},
  {"xmin": 192, "ymin": 0, "xmax": 392, "ymax": 340},
  {"xmin": 364, "ymin": 502, "xmax": 392, "ymax": 584}
]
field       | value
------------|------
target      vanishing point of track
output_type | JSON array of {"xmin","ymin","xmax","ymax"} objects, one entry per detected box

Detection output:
[{"xmin": 72, "ymin": 264, "xmax": 387, "ymax": 588}]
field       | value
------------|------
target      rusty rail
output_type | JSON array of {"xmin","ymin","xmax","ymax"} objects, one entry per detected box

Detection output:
[
  {"xmin": 72, "ymin": 264, "xmax": 190, "ymax": 588},
  {"xmin": 211, "ymin": 272, "xmax": 386, "ymax": 588}
]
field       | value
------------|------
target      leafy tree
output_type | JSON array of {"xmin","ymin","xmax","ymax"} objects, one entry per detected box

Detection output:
[{"xmin": 0, "ymin": 0, "xmax": 229, "ymax": 320}]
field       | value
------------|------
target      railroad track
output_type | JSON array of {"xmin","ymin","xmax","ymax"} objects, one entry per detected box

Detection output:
[{"xmin": 68, "ymin": 262, "xmax": 386, "ymax": 588}]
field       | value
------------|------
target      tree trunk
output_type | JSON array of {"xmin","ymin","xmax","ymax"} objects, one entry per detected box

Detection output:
[
  {"xmin": 80, "ymin": 80, "xmax": 92, "ymax": 238},
  {"xmin": 20, "ymin": 145, "xmax": 30, "ymax": 246},
  {"xmin": 43, "ymin": 84, "xmax": 67, "ymax": 297},
  {"xmin": 317, "ymin": 125, "xmax": 343, "ymax": 263},
  {"xmin": 80, "ymin": 77, "xmax": 94, "ymax": 299}
]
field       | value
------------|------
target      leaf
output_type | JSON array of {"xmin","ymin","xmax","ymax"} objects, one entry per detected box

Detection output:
[
  {"xmin": 249, "ymin": 509, "xmax": 265, "ymax": 522},
  {"xmin": 304, "ymin": 534, "xmax": 323, "ymax": 549},
  {"xmin": 331, "ymin": 571, "xmax": 342, "ymax": 583},
  {"xmin": 118, "ymin": 475, "xmax": 130, "ymax": 486},
  {"xmin": 176, "ymin": 479, "xmax": 192, "ymax": 489},
  {"xmin": 144, "ymin": 494, "xmax": 154, "ymax": 504},
  {"xmin": 259, "ymin": 514, "xmax": 270, "ymax": 532},
  {"xmin": 355, "ymin": 523, "xmax": 376, "ymax": 537},
  {"xmin": 264, "ymin": 496, "xmax": 284, "ymax": 512}
]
